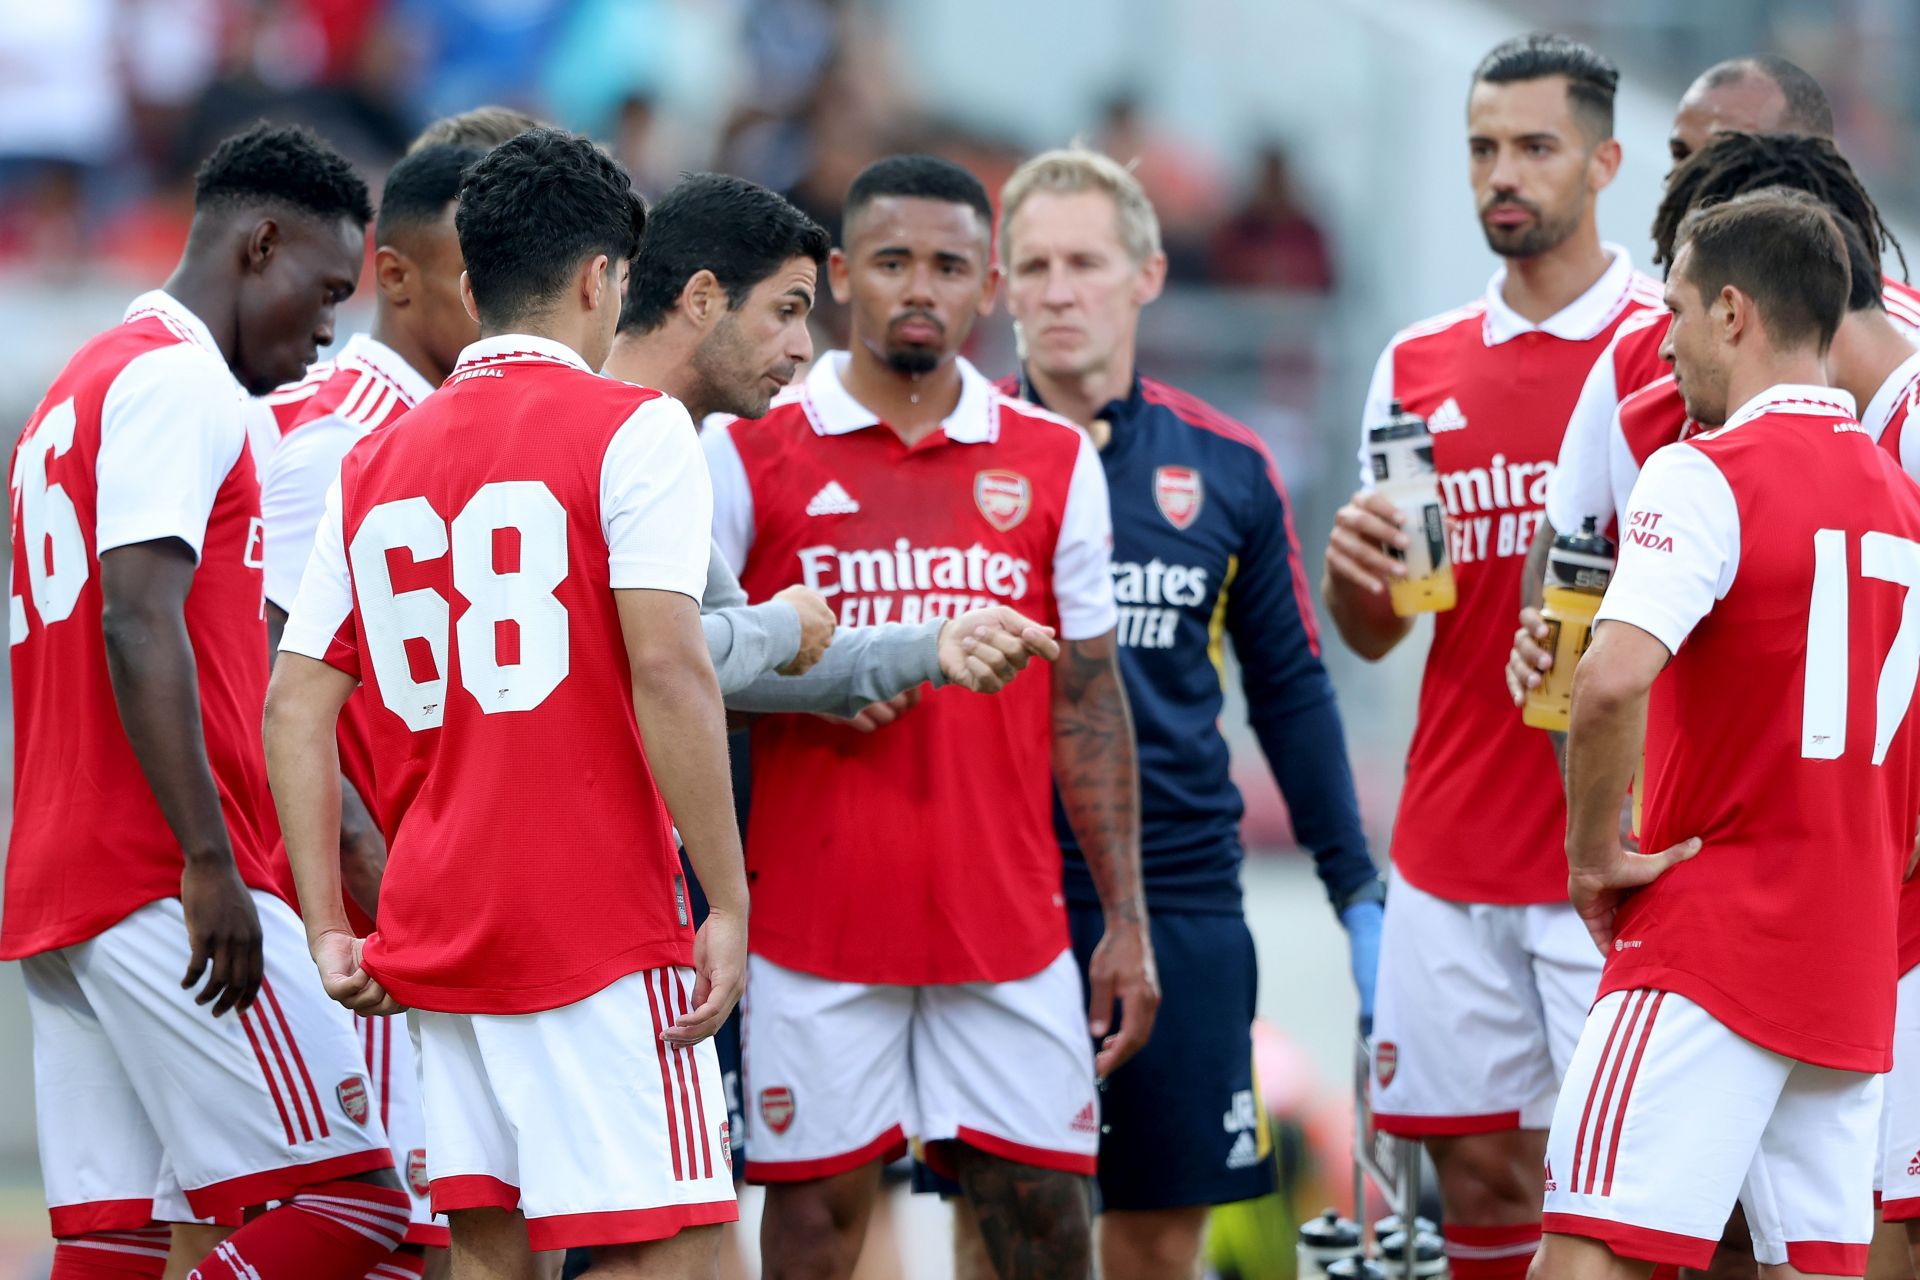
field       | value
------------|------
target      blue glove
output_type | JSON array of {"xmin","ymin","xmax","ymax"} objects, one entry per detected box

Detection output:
[{"xmin": 1339, "ymin": 898, "xmax": 1384, "ymax": 1036}]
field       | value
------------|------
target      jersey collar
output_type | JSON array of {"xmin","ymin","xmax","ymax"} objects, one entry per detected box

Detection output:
[
  {"xmin": 802, "ymin": 350, "xmax": 998, "ymax": 443},
  {"xmin": 452, "ymin": 333, "xmax": 593, "ymax": 376},
  {"xmin": 124, "ymin": 290, "xmax": 223, "ymax": 360},
  {"xmin": 1482, "ymin": 244, "xmax": 1638, "ymax": 346},
  {"xmin": 338, "ymin": 333, "xmax": 438, "ymax": 407},
  {"xmin": 1720, "ymin": 383, "xmax": 1857, "ymax": 433},
  {"xmin": 1860, "ymin": 351, "xmax": 1920, "ymax": 444}
]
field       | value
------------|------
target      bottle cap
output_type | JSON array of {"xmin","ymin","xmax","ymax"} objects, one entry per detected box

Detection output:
[
  {"xmin": 1369, "ymin": 400, "xmax": 1430, "ymax": 444},
  {"xmin": 1300, "ymin": 1209, "xmax": 1363, "ymax": 1249},
  {"xmin": 1548, "ymin": 515, "xmax": 1617, "ymax": 590}
]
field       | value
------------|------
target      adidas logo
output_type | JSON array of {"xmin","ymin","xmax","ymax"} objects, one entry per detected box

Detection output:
[
  {"xmin": 1070, "ymin": 1102, "xmax": 1098, "ymax": 1135},
  {"xmin": 1429, "ymin": 397, "xmax": 1469, "ymax": 433},
  {"xmin": 805, "ymin": 480, "xmax": 860, "ymax": 516},
  {"xmin": 1226, "ymin": 1131, "xmax": 1260, "ymax": 1169},
  {"xmin": 1908, "ymin": 1149, "xmax": 1920, "ymax": 1178}
]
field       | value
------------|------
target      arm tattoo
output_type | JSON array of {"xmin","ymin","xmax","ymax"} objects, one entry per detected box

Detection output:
[
  {"xmin": 954, "ymin": 1145, "xmax": 1092, "ymax": 1280},
  {"xmin": 1051, "ymin": 632, "xmax": 1143, "ymax": 923}
]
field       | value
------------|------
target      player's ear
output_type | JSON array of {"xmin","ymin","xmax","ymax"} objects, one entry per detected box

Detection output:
[
  {"xmin": 244, "ymin": 218, "xmax": 280, "ymax": 274},
  {"xmin": 1587, "ymin": 137, "xmax": 1623, "ymax": 193},
  {"xmin": 1134, "ymin": 250, "xmax": 1168, "ymax": 308},
  {"xmin": 374, "ymin": 245, "xmax": 411, "ymax": 306},
  {"xmin": 1720, "ymin": 285, "xmax": 1747, "ymax": 344},
  {"xmin": 680, "ymin": 269, "xmax": 723, "ymax": 330},
  {"xmin": 582, "ymin": 253, "xmax": 612, "ymax": 314},
  {"xmin": 827, "ymin": 248, "xmax": 853, "ymax": 305},
  {"xmin": 459, "ymin": 271, "xmax": 479, "ymax": 325},
  {"xmin": 977, "ymin": 258, "xmax": 1003, "ymax": 318}
]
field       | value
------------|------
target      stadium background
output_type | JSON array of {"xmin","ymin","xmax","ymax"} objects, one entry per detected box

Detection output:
[{"xmin": 0, "ymin": 0, "xmax": 1915, "ymax": 1274}]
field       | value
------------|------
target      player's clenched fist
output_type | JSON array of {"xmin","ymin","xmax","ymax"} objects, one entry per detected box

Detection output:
[
  {"xmin": 1324, "ymin": 488, "xmax": 1410, "ymax": 595},
  {"xmin": 310, "ymin": 928, "xmax": 405, "ymax": 1017},
  {"xmin": 774, "ymin": 584, "xmax": 836, "ymax": 675},
  {"xmin": 938, "ymin": 604, "xmax": 1062, "ymax": 693}
]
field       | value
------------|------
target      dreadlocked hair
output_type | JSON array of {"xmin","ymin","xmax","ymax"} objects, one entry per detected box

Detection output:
[{"xmin": 1651, "ymin": 130, "xmax": 1906, "ymax": 282}]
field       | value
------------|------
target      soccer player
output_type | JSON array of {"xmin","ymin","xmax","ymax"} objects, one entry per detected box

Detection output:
[
  {"xmin": 604, "ymin": 171, "xmax": 1064, "ymax": 715},
  {"xmin": 266, "ymin": 129, "xmax": 739, "ymax": 1276},
  {"xmin": 1508, "ymin": 131, "xmax": 1912, "ymax": 695},
  {"xmin": 1537, "ymin": 189, "xmax": 1920, "ymax": 1280},
  {"xmin": 406, "ymin": 105, "xmax": 545, "ymax": 153},
  {"xmin": 704, "ymin": 153, "xmax": 1156, "ymax": 1280},
  {"xmin": 980, "ymin": 145, "xmax": 1382, "ymax": 1280},
  {"xmin": 1522, "ymin": 57, "xmax": 1920, "ymax": 625},
  {"xmin": 3, "ymin": 122, "xmax": 412, "ymax": 1280},
  {"xmin": 1320, "ymin": 36, "xmax": 1660, "ymax": 1280},
  {"xmin": 256, "ymin": 140, "xmax": 488, "ymax": 1270}
]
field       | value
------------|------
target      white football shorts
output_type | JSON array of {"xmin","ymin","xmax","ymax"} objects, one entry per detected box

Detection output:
[
  {"xmin": 1543, "ymin": 988, "xmax": 1879, "ymax": 1272},
  {"xmin": 24, "ymin": 890, "xmax": 394, "ymax": 1236},
  {"xmin": 740, "ymin": 949, "xmax": 1099, "ymax": 1183},
  {"xmin": 1371, "ymin": 872, "xmax": 1601, "ymax": 1134},
  {"xmin": 416, "ymin": 965, "xmax": 737, "ymax": 1251}
]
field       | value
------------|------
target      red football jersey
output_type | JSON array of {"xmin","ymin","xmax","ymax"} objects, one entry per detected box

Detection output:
[
  {"xmin": 260, "ymin": 335, "xmax": 435, "ymax": 930},
  {"xmin": 277, "ymin": 335, "xmax": 713, "ymax": 1014},
  {"xmin": 1361, "ymin": 252, "xmax": 1662, "ymax": 903},
  {"xmin": 1863, "ymin": 351, "xmax": 1920, "ymax": 977},
  {"xmin": 705, "ymin": 353, "xmax": 1117, "ymax": 984},
  {"xmin": 1597, "ymin": 385, "xmax": 1920, "ymax": 1070},
  {"xmin": 3, "ymin": 291, "xmax": 284, "ymax": 959},
  {"xmin": 1551, "ymin": 274, "xmax": 1920, "ymax": 537}
]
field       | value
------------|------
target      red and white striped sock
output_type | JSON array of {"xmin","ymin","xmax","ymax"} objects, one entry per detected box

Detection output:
[
  {"xmin": 1444, "ymin": 1222, "xmax": 1542, "ymax": 1280},
  {"xmin": 366, "ymin": 1246, "xmax": 428, "ymax": 1280},
  {"xmin": 189, "ymin": 1180, "xmax": 410, "ymax": 1279},
  {"xmin": 50, "ymin": 1225, "xmax": 170, "ymax": 1279}
]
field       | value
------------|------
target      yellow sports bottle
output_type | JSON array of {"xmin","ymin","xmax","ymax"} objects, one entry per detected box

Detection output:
[
  {"xmin": 1368, "ymin": 402, "xmax": 1455, "ymax": 616},
  {"xmin": 1523, "ymin": 516, "xmax": 1617, "ymax": 732}
]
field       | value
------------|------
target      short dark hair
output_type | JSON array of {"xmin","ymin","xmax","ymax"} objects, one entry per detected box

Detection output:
[
  {"xmin": 619, "ymin": 174, "xmax": 830, "ymax": 335},
  {"xmin": 455, "ymin": 129, "xmax": 646, "ymax": 325},
  {"xmin": 409, "ymin": 106, "xmax": 548, "ymax": 153},
  {"xmin": 1703, "ymin": 55, "xmax": 1834, "ymax": 137},
  {"xmin": 194, "ymin": 122, "xmax": 371, "ymax": 226},
  {"xmin": 1676, "ymin": 189, "xmax": 1849, "ymax": 354},
  {"xmin": 1649, "ymin": 131, "xmax": 1905, "ymax": 283},
  {"xmin": 1472, "ymin": 33, "xmax": 1619, "ymax": 141},
  {"xmin": 376, "ymin": 144, "xmax": 486, "ymax": 245},
  {"xmin": 842, "ymin": 154, "xmax": 994, "ymax": 245}
]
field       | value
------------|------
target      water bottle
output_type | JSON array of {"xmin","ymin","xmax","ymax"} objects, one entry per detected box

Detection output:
[
  {"xmin": 1297, "ymin": 1209, "xmax": 1363, "ymax": 1280},
  {"xmin": 1523, "ymin": 517, "xmax": 1617, "ymax": 731},
  {"xmin": 1368, "ymin": 402, "xmax": 1456, "ymax": 616}
]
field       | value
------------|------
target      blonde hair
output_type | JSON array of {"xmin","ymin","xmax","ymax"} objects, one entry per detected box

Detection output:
[
  {"xmin": 999, "ymin": 145, "xmax": 1162, "ymax": 264},
  {"xmin": 408, "ymin": 106, "xmax": 549, "ymax": 153}
]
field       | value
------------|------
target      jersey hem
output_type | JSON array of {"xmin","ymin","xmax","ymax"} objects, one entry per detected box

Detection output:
[
  {"xmin": 364, "ymin": 939, "xmax": 691, "ymax": 1015},
  {"xmin": 747, "ymin": 937, "xmax": 1066, "ymax": 987},
  {"xmin": 1595, "ymin": 969, "xmax": 1890, "ymax": 1072},
  {"xmin": 1372, "ymin": 1109, "xmax": 1525, "ymax": 1137},
  {"xmin": 47, "ymin": 1199, "xmax": 158, "ymax": 1238},
  {"xmin": 1388, "ymin": 858, "xmax": 1568, "ymax": 907},
  {"xmin": 184, "ymin": 1148, "xmax": 396, "ymax": 1220},
  {"xmin": 1882, "ymin": 1195, "xmax": 1920, "ymax": 1224},
  {"xmin": 1540, "ymin": 1212, "xmax": 1717, "ymax": 1268},
  {"xmin": 743, "ymin": 1125, "xmax": 909, "ymax": 1184}
]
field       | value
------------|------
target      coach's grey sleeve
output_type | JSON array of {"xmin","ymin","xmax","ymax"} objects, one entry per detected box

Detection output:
[
  {"xmin": 723, "ymin": 620, "xmax": 948, "ymax": 718},
  {"xmin": 700, "ymin": 542, "xmax": 802, "ymax": 696}
]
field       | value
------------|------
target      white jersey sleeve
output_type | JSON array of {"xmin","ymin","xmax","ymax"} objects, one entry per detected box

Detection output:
[
  {"xmin": 1356, "ymin": 342, "xmax": 1395, "ymax": 491},
  {"xmin": 601, "ymin": 396, "xmax": 712, "ymax": 599},
  {"xmin": 261, "ymin": 413, "xmax": 363, "ymax": 611},
  {"xmin": 95, "ymin": 343, "xmax": 248, "ymax": 559},
  {"xmin": 1546, "ymin": 344, "xmax": 1621, "ymax": 535},
  {"xmin": 1593, "ymin": 442, "xmax": 1740, "ymax": 656},
  {"xmin": 1054, "ymin": 431, "xmax": 1118, "ymax": 641},
  {"xmin": 702, "ymin": 421, "xmax": 755, "ymax": 573},
  {"xmin": 278, "ymin": 478, "xmax": 355, "ymax": 664}
]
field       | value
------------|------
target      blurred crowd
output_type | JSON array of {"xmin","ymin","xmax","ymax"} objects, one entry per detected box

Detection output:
[{"xmin": 0, "ymin": 0, "xmax": 1335, "ymax": 296}]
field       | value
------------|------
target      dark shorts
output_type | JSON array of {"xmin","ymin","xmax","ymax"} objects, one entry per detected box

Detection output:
[{"xmin": 1069, "ymin": 903, "xmax": 1273, "ymax": 1211}]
